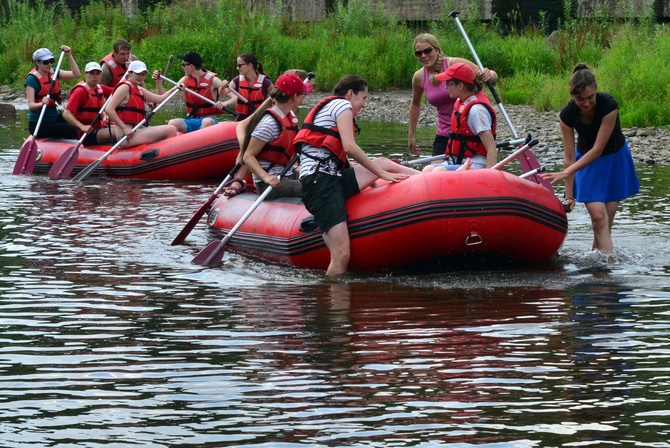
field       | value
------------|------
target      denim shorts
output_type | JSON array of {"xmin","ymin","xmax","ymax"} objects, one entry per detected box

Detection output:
[
  {"xmin": 300, "ymin": 168, "xmax": 359, "ymax": 234},
  {"xmin": 183, "ymin": 116, "xmax": 219, "ymax": 133}
]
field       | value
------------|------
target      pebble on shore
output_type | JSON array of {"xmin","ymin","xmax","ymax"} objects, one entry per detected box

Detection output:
[
  {"xmin": 302, "ymin": 90, "xmax": 669, "ymax": 166},
  {"xmin": 3, "ymin": 85, "xmax": 667, "ymax": 165}
]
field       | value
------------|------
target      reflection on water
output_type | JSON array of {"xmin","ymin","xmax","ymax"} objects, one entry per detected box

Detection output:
[{"xmin": 1, "ymin": 109, "xmax": 670, "ymax": 446}]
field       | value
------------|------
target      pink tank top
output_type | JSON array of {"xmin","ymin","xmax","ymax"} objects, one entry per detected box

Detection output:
[{"xmin": 423, "ymin": 58, "xmax": 456, "ymax": 137}]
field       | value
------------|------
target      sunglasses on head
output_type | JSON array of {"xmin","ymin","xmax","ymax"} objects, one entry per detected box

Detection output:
[
  {"xmin": 40, "ymin": 59, "xmax": 55, "ymax": 65},
  {"xmin": 414, "ymin": 47, "xmax": 434, "ymax": 57}
]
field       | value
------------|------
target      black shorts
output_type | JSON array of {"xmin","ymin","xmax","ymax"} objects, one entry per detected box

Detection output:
[
  {"xmin": 300, "ymin": 168, "xmax": 360, "ymax": 234},
  {"xmin": 432, "ymin": 134, "xmax": 449, "ymax": 156},
  {"xmin": 82, "ymin": 127, "xmax": 114, "ymax": 146}
]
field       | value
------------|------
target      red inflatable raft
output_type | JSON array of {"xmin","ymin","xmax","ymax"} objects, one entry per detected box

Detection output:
[
  {"xmin": 30, "ymin": 121, "xmax": 240, "ymax": 180},
  {"xmin": 204, "ymin": 169, "xmax": 568, "ymax": 271}
]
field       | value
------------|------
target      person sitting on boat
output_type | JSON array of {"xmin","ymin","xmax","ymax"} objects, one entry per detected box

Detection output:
[
  {"xmin": 99, "ymin": 38, "xmax": 137, "ymax": 87},
  {"xmin": 295, "ymin": 74, "xmax": 422, "ymax": 277},
  {"xmin": 62, "ymin": 62, "xmax": 117, "ymax": 146},
  {"xmin": 153, "ymin": 51, "xmax": 228, "ymax": 133},
  {"xmin": 220, "ymin": 52, "xmax": 274, "ymax": 121},
  {"xmin": 423, "ymin": 62, "xmax": 497, "ymax": 171},
  {"xmin": 238, "ymin": 72, "xmax": 312, "ymax": 200},
  {"xmin": 105, "ymin": 60, "xmax": 179, "ymax": 148},
  {"xmin": 25, "ymin": 46, "xmax": 81, "ymax": 139}
]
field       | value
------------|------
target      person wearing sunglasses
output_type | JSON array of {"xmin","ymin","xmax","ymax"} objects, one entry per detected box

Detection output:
[
  {"xmin": 25, "ymin": 45, "xmax": 81, "ymax": 139},
  {"xmin": 409, "ymin": 33, "xmax": 498, "ymax": 157},
  {"xmin": 153, "ymin": 51, "xmax": 228, "ymax": 134},
  {"xmin": 220, "ymin": 52, "xmax": 274, "ymax": 121}
]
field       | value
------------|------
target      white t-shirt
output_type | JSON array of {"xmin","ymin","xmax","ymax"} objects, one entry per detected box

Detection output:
[
  {"xmin": 299, "ymin": 98, "xmax": 352, "ymax": 178},
  {"xmin": 250, "ymin": 106, "xmax": 298, "ymax": 180}
]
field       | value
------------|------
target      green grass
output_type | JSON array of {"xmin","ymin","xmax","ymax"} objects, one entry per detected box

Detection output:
[{"xmin": 1, "ymin": 0, "xmax": 669, "ymax": 127}]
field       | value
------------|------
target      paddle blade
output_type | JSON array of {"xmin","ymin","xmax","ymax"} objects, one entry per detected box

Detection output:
[
  {"xmin": 171, "ymin": 194, "xmax": 217, "ymax": 245},
  {"xmin": 72, "ymin": 158, "xmax": 102, "ymax": 182},
  {"xmin": 517, "ymin": 151, "xmax": 553, "ymax": 191},
  {"xmin": 191, "ymin": 240, "xmax": 226, "ymax": 267},
  {"xmin": 12, "ymin": 137, "xmax": 38, "ymax": 175},
  {"xmin": 48, "ymin": 145, "xmax": 79, "ymax": 180}
]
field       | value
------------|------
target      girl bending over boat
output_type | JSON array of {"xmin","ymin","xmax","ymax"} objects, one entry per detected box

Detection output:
[
  {"xmin": 295, "ymin": 75, "xmax": 421, "ymax": 277},
  {"xmin": 541, "ymin": 64, "xmax": 639, "ymax": 253}
]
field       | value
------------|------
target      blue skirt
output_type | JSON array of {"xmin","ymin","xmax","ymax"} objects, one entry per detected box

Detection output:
[{"xmin": 574, "ymin": 141, "xmax": 640, "ymax": 203}]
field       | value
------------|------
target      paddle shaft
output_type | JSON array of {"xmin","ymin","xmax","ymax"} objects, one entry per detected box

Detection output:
[
  {"xmin": 170, "ymin": 163, "xmax": 243, "ymax": 246},
  {"xmin": 72, "ymin": 87, "xmax": 181, "ymax": 181},
  {"xmin": 13, "ymin": 51, "xmax": 66, "ymax": 175},
  {"xmin": 192, "ymin": 154, "xmax": 299, "ymax": 267},
  {"xmin": 491, "ymin": 139, "xmax": 538, "ymax": 170},
  {"xmin": 160, "ymin": 75, "xmax": 237, "ymax": 116},
  {"xmin": 227, "ymin": 85, "xmax": 256, "ymax": 112},
  {"xmin": 449, "ymin": 11, "xmax": 551, "ymax": 189},
  {"xmin": 400, "ymin": 137, "xmax": 527, "ymax": 166}
]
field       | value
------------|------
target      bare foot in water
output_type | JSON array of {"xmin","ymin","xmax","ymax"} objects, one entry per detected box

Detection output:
[{"xmin": 456, "ymin": 159, "xmax": 472, "ymax": 171}]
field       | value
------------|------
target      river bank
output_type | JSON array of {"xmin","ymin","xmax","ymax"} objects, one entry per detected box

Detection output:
[
  {"xmin": 3, "ymin": 86, "xmax": 668, "ymax": 164},
  {"xmin": 303, "ymin": 90, "xmax": 670, "ymax": 166}
]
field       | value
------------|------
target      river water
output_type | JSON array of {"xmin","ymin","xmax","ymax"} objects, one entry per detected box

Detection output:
[{"xmin": 1, "ymin": 108, "xmax": 670, "ymax": 447}]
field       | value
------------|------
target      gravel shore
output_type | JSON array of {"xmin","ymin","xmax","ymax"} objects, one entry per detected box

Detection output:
[
  {"xmin": 303, "ymin": 90, "xmax": 670, "ymax": 166},
  {"xmin": 3, "ymin": 85, "xmax": 668, "ymax": 165}
]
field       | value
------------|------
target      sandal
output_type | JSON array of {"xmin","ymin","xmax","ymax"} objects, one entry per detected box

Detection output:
[{"xmin": 223, "ymin": 178, "xmax": 246, "ymax": 197}]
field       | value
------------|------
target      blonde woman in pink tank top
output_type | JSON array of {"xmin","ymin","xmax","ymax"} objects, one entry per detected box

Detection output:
[{"xmin": 409, "ymin": 33, "xmax": 498, "ymax": 156}]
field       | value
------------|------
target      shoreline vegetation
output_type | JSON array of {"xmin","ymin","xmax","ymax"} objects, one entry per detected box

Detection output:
[{"xmin": 2, "ymin": 0, "xmax": 670, "ymax": 162}]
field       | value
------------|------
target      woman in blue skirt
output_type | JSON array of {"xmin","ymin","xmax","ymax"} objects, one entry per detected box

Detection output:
[{"xmin": 542, "ymin": 63, "xmax": 639, "ymax": 252}]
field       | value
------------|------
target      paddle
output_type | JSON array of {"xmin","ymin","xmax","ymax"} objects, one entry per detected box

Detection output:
[
  {"xmin": 48, "ymin": 55, "xmax": 148, "ymax": 179},
  {"xmin": 13, "ymin": 50, "xmax": 66, "ymax": 175},
  {"xmin": 400, "ymin": 137, "xmax": 529, "ymax": 166},
  {"xmin": 192, "ymin": 153, "xmax": 299, "ymax": 267},
  {"xmin": 72, "ymin": 86, "xmax": 182, "ymax": 181},
  {"xmin": 47, "ymin": 96, "xmax": 113, "ymax": 179},
  {"xmin": 227, "ymin": 85, "xmax": 256, "ymax": 112},
  {"xmin": 491, "ymin": 139, "xmax": 538, "ymax": 170},
  {"xmin": 160, "ymin": 74, "xmax": 237, "ymax": 116},
  {"xmin": 449, "ymin": 11, "xmax": 552, "ymax": 190},
  {"xmin": 171, "ymin": 162, "xmax": 243, "ymax": 246}
]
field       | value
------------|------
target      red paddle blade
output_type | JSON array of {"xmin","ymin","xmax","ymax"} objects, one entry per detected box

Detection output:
[
  {"xmin": 191, "ymin": 240, "xmax": 226, "ymax": 266},
  {"xmin": 517, "ymin": 150, "xmax": 553, "ymax": 191},
  {"xmin": 48, "ymin": 145, "xmax": 79, "ymax": 180},
  {"xmin": 171, "ymin": 193, "xmax": 217, "ymax": 246},
  {"xmin": 12, "ymin": 137, "xmax": 38, "ymax": 175}
]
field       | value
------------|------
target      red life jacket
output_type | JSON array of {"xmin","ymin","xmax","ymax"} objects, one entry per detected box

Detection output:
[
  {"xmin": 114, "ymin": 80, "xmax": 146, "ymax": 126},
  {"xmin": 236, "ymin": 74, "xmax": 268, "ymax": 117},
  {"xmin": 447, "ymin": 91, "xmax": 497, "ymax": 163},
  {"xmin": 28, "ymin": 68, "xmax": 62, "ymax": 106},
  {"xmin": 184, "ymin": 71, "xmax": 219, "ymax": 117},
  {"xmin": 100, "ymin": 53, "xmax": 127, "ymax": 87},
  {"xmin": 294, "ymin": 96, "xmax": 353, "ymax": 169},
  {"xmin": 257, "ymin": 108, "xmax": 299, "ymax": 166},
  {"xmin": 69, "ymin": 81, "xmax": 112, "ymax": 130}
]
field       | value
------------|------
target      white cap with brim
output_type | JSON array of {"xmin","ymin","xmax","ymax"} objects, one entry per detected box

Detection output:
[
  {"xmin": 32, "ymin": 48, "xmax": 54, "ymax": 62},
  {"xmin": 85, "ymin": 62, "xmax": 102, "ymax": 73},
  {"xmin": 127, "ymin": 60, "xmax": 148, "ymax": 74}
]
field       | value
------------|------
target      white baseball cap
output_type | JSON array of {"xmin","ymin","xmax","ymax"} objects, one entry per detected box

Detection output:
[
  {"xmin": 32, "ymin": 48, "xmax": 54, "ymax": 62},
  {"xmin": 127, "ymin": 60, "xmax": 148, "ymax": 74},
  {"xmin": 85, "ymin": 62, "xmax": 102, "ymax": 73}
]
